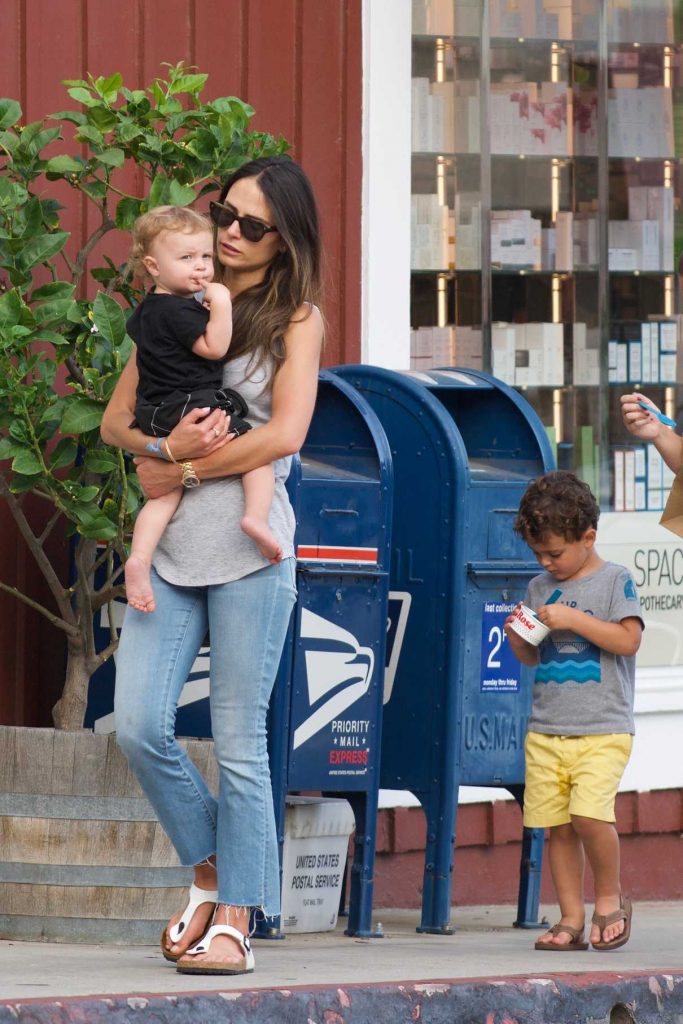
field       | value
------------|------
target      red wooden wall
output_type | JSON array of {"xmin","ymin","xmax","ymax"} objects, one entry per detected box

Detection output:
[{"xmin": 0, "ymin": 0, "xmax": 363, "ymax": 725}]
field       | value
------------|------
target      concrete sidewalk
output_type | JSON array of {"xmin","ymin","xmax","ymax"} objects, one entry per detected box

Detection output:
[{"xmin": 1, "ymin": 902, "xmax": 682, "ymax": 1022}]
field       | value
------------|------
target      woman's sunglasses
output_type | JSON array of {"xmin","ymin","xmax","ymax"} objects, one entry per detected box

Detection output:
[{"xmin": 209, "ymin": 201, "xmax": 278, "ymax": 244}]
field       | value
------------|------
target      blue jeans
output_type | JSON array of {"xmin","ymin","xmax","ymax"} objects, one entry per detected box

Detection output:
[{"xmin": 114, "ymin": 558, "xmax": 297, "ymax": 915}]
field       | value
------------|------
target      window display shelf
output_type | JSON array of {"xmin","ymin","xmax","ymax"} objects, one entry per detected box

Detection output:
[{"xmin": 411, "ymin": 0, "xmax": 683, "ymax": 512}]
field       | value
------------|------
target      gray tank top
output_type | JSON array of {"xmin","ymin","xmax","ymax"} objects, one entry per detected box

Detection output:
[{"xmin": 153, "ymin": 352, "xmax": 295, "ymax": 586}]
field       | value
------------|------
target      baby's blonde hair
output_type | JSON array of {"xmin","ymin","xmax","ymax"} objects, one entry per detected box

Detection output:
[{"xmin": 128, "ymin": 205, "xmax": 212, "ymax": 281}]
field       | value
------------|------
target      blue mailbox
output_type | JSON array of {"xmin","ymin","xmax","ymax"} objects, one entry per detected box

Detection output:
[
  {"xmin": 333, "ymin": 365, "xmax": 554, "ymax": 934},
  {"xmin": 266, "ymin": 370, "xmax": 393, "ymax": 938}
]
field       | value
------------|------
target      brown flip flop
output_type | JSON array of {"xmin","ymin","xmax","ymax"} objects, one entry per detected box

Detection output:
[
  {"xmin": 591, "ymin": 895, "xmax": 632, "ymax": 951},
  {"xmin": 534, "ymin": 922, "xmax": 589, "ymax": 951}
]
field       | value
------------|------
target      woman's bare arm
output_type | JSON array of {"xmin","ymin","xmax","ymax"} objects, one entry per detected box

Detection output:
[{"xmin": 135, "ymin": 304, "xmax": 324, "ymax": 499}]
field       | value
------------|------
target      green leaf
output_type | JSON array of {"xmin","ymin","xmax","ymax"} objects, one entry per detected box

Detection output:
[
  {"xmin": 86, "ymin": 105, "xmax": 117, "ymax": 132},
  {"xmin": 115, "ymin": 196, "xmax": 143, "ymax": 231},
  {"xmin": 93, "ymin": 292, "xmax": 126, "ymax": 345},
  {"xmin": 19, "ymin": 231, "xmax": 70, "ymax": 270},
  {"xmin": 85, "ymin": 449, "xmax": 119, "ymax": 473},
  {"xmin": 0, "ymin": 129, "xmax": 18, "ymax": 155},
  {"xmin": 89, "ymin": 267, "xmax": 118, "ymax": 285},
  {"xmin": 95, "ymin": 73, "xmax": 123, "ymax": 101},
  {"xmin": 121, "ymin": 88, "xmax": 147, "ymax": 105},
  {"xmin": 167, "ymin": 179, "xmax": 197, "ymax": 206},
  {"xmin": 60, "ymin": 398, "xmax": 104, "ymax": 434},
  {"xmin": 75, "ymin": 485, "xmax": 101, "ymax": 503},
  {"xmin": 33, "ymin": 297, "xmax": 75, "ymax": 325},
  {"xmin": 46, "ymin": 154, "xmax": 83, "ymax": 175},
  {"xmin": 186, "ymin": 129, "xmax": 218, "ymax": 161},
  {"xmin": 0, "ymin": 289, "xmax": 25, "ymax": 329},
  {"xmin": 148, "ymin": 173, "xmax": 172, "ymax": 207},
  {"xmin": 18, "ymin": 124, "xmax": 61, "ymax": 157},
  {"xmin": 47, "ymin": 109, "xmax": 87, "ymax": 125},
  {"xmin": 9, "ymin": 474, "xmax": 40, "ymax": 494},
  {"xmin": 151, "ymin": 81, "xmax": 166, "ymax": 106},
  {"xmin": 72, "ymin": 505, "xmax": 118, "ymax": 540},
  {"xmin": 74, "ymin": 125, "xmax": 104, "ymax": 145},
  {"xmin": 11, "ymin": 449, "xmax": 43, "ymax": 475},
  {"xmin": 80, "ymin": 180, "xmax": 108, "ymax": 201},
  {"xmin": 0, "ymin": 436, "xmax": 24, "ymax": 460},
  {"xmin": 18, "ymin": 196, "xmax": 45, "ymax": 238},
  {"xmin": 67, "ymin": 87, "xmax": 98, "ymax": 107},
  {"xmin": 116, "ymin": 121, "xmax": 144, "ymax": 143},
  {"xmin": 96, "ymin": 147, "xmax": 125, "ymax": 167},
  {"xmin": 0, "ymin": 98, "xmax": 21, "ymax": 130},
  {"xmin": 168, "ymin": 73, "xmax": 208, "ymax": 95},
  {"xmin": 34, "ymin": 329, "xmax": 71, "ymax": 347},
  {"xmin": 31, "ymin": 282, "xmax": 74, "ymax": 301},
  {"xmin": 49, "ymin": 437, "xmax": 78, "ymax": 469}
]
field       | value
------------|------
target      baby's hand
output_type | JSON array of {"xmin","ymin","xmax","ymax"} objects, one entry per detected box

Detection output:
[{"xmin": 202, "ymin": 281, "xmax": 232, "ymax": 308}]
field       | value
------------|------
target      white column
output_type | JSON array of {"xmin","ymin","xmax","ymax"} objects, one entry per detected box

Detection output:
[{"xmin": 362, "ymin": 0, "xmax": 412, "ymax": 368}]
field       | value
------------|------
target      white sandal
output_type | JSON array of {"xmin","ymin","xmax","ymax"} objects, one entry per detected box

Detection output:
[
  {"xmin": 175, "ymin": 923, "xmax": 255, "ymax": 975},
  {"xmin": 160, "ymin": 883, "xmax": 218, "ymax": 963}
]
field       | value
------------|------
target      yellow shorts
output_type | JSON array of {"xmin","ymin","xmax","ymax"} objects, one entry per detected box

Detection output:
[{"xmin": 523, "ymin": 731, "xmax": 633, "ymax": 828}]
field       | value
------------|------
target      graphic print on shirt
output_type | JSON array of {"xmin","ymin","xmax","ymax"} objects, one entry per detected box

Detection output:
[{"xmin": 535, "ymin": 606, "xmax": 601, "ymax": 685}]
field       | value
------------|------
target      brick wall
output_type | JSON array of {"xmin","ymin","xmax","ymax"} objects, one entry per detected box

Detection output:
[{"xmin": 373, "ymin": 790, "xmax": 683, "ymax": 908}]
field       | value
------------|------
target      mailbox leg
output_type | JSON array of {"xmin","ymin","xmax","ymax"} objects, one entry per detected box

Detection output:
[
  {"xmin": 513, "ymin": 826, "xmax": 546, "ymax": 929},
  {"xmin": 343, "ymin": 792, "xmax": 384, "ymax": 938},
  {"xmin": 416, "ymin": 786, "xmax": 456, "ymax": 935},
  {"xmin": 508, "ymin": 785, "xmax": 546, "ymax": 929}
]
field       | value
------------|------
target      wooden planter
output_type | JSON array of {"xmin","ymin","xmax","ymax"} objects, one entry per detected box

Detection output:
[{"xmin": 0, "ymin": 726, "xmax": 216, "ymax": 944}]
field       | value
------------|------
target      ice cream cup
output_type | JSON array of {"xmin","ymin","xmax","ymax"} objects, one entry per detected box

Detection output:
[{"xmin": 508, "ymin": 603, "xmax": 551, "ymax": 646}]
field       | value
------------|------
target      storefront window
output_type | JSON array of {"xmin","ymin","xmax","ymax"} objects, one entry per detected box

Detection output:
[{"xmin": 411, "ymin": 0, "xmax": 682, "ymax": 513}]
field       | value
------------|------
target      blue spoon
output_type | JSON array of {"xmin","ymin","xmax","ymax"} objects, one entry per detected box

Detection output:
[
  {"xmin": 637, "ymin": 400, "xmax": 677, "ymax": 428},
  {"xmin": 532, "ymin": 589, "xmax": 561, "ymax": 620}
]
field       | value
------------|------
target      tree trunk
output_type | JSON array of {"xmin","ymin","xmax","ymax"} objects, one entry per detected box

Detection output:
[{"xmin": 51, "ymin": 642, "xmax": 91, "ymax": 730}]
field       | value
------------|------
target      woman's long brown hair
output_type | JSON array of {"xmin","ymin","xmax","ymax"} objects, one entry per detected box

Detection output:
[{"xmin": 216, "ymin": 156, "xmax": 324, "ymax": 383}]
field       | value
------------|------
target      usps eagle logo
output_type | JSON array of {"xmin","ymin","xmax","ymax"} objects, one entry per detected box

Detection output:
[{"xmin": 292, "ymin": 609, "xmax": 374, "ymax": 749}]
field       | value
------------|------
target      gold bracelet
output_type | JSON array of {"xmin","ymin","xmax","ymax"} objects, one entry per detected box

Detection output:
[{"xmin": 162, "ymin": 438, "xmax": 179, "ymax": 464}]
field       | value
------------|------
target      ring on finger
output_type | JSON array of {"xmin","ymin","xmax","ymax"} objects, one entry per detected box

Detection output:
[{"xmin": 212, "ymin": 426, "xmax": 221, "ymax": 437}]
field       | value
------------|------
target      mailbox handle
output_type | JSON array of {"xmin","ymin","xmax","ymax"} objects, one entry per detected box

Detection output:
[
  {"xmin": 320, "ymin": 507, "xmax": 359, "ymax": 516},
  {"xmin": 467, "ymin": 562, "xmax": 539, "ymax": 578},
  {"xmin": 297, "ymin": 565, "xmax": 389, "ymax": 578}
]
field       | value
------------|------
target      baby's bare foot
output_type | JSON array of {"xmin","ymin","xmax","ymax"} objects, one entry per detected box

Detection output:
[
  {"xmin": 124, "ymin": 553, "xmax": 156, "ymax": 613},
  {"xmin": 241, "ymin": 514, "xmax": 283, "ymax": 564}
]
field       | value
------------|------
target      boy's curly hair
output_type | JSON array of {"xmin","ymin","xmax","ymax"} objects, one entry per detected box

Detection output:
[
  {"xmin": 127, "ymin": 205, "xmax": 212, "ymax": 281},
  {"xmin": 514, "ymin": 470, "xmax": 600, "ymax": 543}
]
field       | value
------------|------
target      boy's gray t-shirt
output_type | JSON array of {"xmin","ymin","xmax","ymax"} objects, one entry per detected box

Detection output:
[
  {"xmin": 153, "ymin": 352, "xmax": 295, "ymax": 586},
  {"xmin": 525, "ymin": 562, "xmax": 643, "ymax": 736}
]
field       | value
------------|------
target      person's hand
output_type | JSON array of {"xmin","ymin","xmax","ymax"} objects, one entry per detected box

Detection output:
[
  {"xmin": 535, "ymin": 603, "xmax": 577, "ymax": 631},
  {"xmin": 202, "ymin": 281, "xmax": 231, "ymax": 308},
  {"xmin": 503, "ymin": 607, "xmax": 535, "ymax": 658},
  {"xmin": 166, "ymin": 407, "xmax": 234, "ymax": 461},
  {"xmin": 134, "ymin": 456, "xmax": 182, "ymax": 499},
  {"xmin": 620, "ymin": 392, "xmax": 665, "ymax": 441}
]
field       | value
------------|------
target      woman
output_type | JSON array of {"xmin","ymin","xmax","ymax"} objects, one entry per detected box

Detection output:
[{"xmin": 101, "ymin": 155, "xmax": 324, "ymax": 975}]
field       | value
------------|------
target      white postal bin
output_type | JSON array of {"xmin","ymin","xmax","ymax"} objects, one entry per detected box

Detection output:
[{"xmin": 281, "ymin": 797, "xmax": 355, "ymax": 933}]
